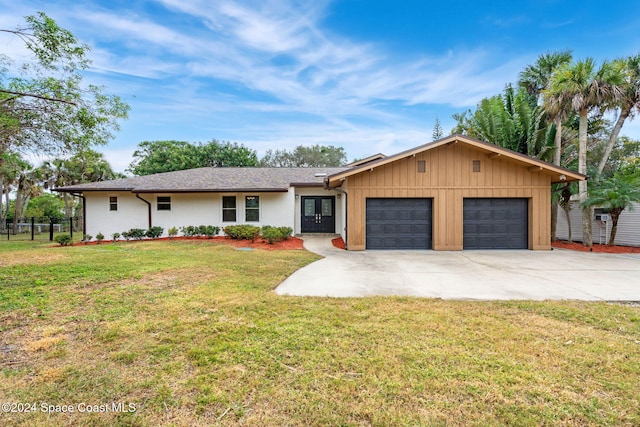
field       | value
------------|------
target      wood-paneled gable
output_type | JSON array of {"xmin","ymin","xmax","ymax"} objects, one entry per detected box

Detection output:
[{"xmin": 344, "ymin": 143, "xmax": 553, "ymax": 250}]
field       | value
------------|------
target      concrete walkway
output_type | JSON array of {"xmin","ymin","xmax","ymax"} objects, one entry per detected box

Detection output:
[{"xmin": 275, "ymin": 236, "xmax": 640, "ymax": 300}]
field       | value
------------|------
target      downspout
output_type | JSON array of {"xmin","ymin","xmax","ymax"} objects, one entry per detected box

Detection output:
[
  {"xmin": 70, "ymin": 192, "xmax": 86, "ymax": 236},
  {"xmin": 324, "ymin": 178, "xmax": 348, "ymax": 249},
  {"xmin": 134, "ymin": 193, "xmax": 152, "ymax": 228}
]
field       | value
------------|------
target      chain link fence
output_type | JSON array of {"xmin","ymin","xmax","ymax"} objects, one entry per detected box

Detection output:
[{"xmin": 2, "ymin": 217, "xmax": 84, "ymax": 241}]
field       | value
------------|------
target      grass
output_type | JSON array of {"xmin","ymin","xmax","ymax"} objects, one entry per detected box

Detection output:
[{"xmin": 0, "ymin": 240, "xmax": 639, "ymax": 426}]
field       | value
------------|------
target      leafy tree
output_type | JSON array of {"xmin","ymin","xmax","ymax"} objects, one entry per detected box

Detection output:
[
  {"xmin": 259, "ymin": 145, "xmax": 347, "ymax": 167},
  {"xmin": 597, "ymin": 54, "xmax": 640, "ymax": 175},
  {"xmin": 24, "ymin": 192, "xmax": 65, "ymax": 219},
  {"xmin": 128, "ymin": 140, "xmax": 257, "ymax": 175},
  {"xmin": 452, "ymin": 85, "xmax": 553, "ymax": 160},
  {"xmin": 0, "ymin": 12, "xmax": 129, "ymax": 159},
  {"xmin": 545, "ymin": 58, "xmax": 626, "ymax": 246},
  {"xmin": 583, "ymin": 172, "xmax": 640, "ymax": 245},
  {"xmin": 42, "ymin": 149, "xmax": 121, "ymax": 217}
]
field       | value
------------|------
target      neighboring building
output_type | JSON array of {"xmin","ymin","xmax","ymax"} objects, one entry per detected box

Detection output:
[
  {"xmin": 56, "ymin": 135, "xmax": 585, "ymax": 250},
  {"xmin": 556, "ymin": 202, "xmax": 640, "ymax": 247}
]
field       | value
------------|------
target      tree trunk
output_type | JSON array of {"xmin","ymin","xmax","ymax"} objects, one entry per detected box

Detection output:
[
  {"xmin": 551, "ymin": 198, "xmax": 559, "ymax": 242},
  {"xmin": 578, "ymin": 109, "xmax": 592, "ymax": 246},
  {"xmin": 564, "ymin": 206, "xmax": 572, "ymax": 242},
  {"xmin": 550, "ymin": 121, "xmax": 562, "ymax": 242},
  {"xmin": 597, "ymin": 108, "xmax": 629, "ymax": 176},
  {"xmin": 608, "ymin": 209, "xmax": 623, "ymax": 246}
]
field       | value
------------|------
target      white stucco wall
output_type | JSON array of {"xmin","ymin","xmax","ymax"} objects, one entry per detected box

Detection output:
[
  {"xmin": 84, "ymin": 190, "xmax": 295, "ymax": 239},
  {"xmin": 84, "ymin": 192, "xmax": 148, "ymax": 238}
]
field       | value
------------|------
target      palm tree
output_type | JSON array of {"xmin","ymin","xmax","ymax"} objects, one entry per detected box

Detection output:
[
  {"xmin": 597, "ymin": 54, "xmax": 640, "ymax": 175},
  {"xmin": 545, "ymin": 58, "xmax": 626, "ymax": 246},
  {"xmin": 583, "ymin": 174, "xmax": 640, "ymax": 245}
]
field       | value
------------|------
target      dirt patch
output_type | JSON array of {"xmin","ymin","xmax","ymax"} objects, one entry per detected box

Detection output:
[
  {"xmin": 0, "ymin": 252, "xmax": 66, "ymax": 267},
  {"xmin": 552, "ymin": 240, "xmax": 640, "ymax": 254},
  {"xmin": 332, "ymin": 237, "xmax": 346, "ymax": 250},
  {"xmin": 67, "ymin": 236, "xmax": 305, "ymax": 250}
]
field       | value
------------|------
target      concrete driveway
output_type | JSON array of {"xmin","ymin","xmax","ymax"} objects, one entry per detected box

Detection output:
[{"xmin": 275, "ymin": 236, "xmax": 640, "ymax": 300}]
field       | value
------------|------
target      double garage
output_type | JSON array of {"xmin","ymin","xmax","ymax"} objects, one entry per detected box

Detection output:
[{"xmin": 366, "ymin": 198, "xmax": 528, "ymax": 250}]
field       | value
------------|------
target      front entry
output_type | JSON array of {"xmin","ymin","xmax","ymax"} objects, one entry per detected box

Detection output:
[{"xmin": 301, "ymin": 196, "xmax": 335, "ymax": 233}]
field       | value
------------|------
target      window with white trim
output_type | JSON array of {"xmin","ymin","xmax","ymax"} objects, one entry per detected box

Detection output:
[
  {"xmin": 222, "ymin": 196, "xmax": 237, "ymax": 222},
  {"xmin": 109, "ymin": 196, "xmax": 118, "ymax": 211},
  {"xmin": 245, "ymin": 196, "xmax": 259, "ymax": 222}
]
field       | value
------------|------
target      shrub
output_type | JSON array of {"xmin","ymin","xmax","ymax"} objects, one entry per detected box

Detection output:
[
  {"xmin": 181, "ymin": 225, "xmax": 199, "ymax": 237},
  {"xmin": 198, "ymin": 225, "xmax": 220, "ymax": 238},
  {"xmin": 54, "ymin": 234, "xmax": 72, "ymax": 246},
  {"xmin": 112, "ymin": 232, "xmax": 120, "ymax": 242},
  {"xmin": 96, "ymin": 232, "xmax": 105, "ymax": 243},
  {"xmin": 127, "ymin": 228, "xmax": 146, "ymax": 240},
  {"xmin": 224, "ymin": 225, "xmax": 260, "ymax": 242},
  {"xmin": 121, "ymin": 231, "xmax": 131, "ymax": 241},
  {"xmin": 167, "ymin": 227, "xmax": 178, "ymax": 239},
  {"xmin": 145, "ymin": 226, "xmax": 164, "ymax": 239},
  {"xmin": 83, "ymin": 234, "xmax": 93, "ymax": 244},
  {"xmin": 261, "ymin": 226, "xmax": 294, "ymax": 244}
]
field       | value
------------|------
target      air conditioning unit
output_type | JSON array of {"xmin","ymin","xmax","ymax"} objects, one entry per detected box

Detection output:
[{"xmin": 595, "ymin": 214, "xmax": 611, "ymax": 221}]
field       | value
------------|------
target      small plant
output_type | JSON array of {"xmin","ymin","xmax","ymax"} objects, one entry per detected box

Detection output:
[
  {"xmin": 96, "ymin": 232, "xmax": 105, "ymax": 243},
  {"xmin": 112, "ymin": 232, "xmax": 120, "ymax": 242},
  {"xmin": 83, "ymin": 234, "xmax": 93, "ymax": 244},
  {"xmin": 167, "ymin": 227, "xmax": 178, "ymax": 239},
  {"xmin": 145, "ymin": 226, "xmax": 164, "ymax": 239},
  {"xmin": 121, "ymin": 231, "xmax": 131, "ymax": 241},
  {"xmin": 54, "ymin": 234, "xmax": 72, "ymax": 246}
]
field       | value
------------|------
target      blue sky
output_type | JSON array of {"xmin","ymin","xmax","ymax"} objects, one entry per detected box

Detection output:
[{"xmin": 2, "ymin": 0, "xmax": 640, "ymax": 172}]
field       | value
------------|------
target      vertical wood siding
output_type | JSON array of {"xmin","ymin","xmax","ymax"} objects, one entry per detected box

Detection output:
[{"xmin": 345, "ymin": 144, "xmax": 552, "ymax": 250}]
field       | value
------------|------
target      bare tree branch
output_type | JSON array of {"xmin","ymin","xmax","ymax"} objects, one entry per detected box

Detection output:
[{"xmin": 0, "ymin": 89, "xmax": 76, "ymax": 105}]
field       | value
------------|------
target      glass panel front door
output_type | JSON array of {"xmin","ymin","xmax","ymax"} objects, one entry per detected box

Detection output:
[{"xmin": 301, "ymin": 196, "xmax": 335, "ymax": 233}]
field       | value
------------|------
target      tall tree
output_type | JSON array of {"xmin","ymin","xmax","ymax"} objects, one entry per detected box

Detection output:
[
  {"xmin": 259, "ymin": 145, "xmax": 347, "ymax": 167},
  {"xmin": 432, "ymin": 117, "xmax": 443, "ymax": 141},
  {"xmin": 0, "ymin": 12, "xmax": 129, "ymax": 159},
  {"xmin": 596, "ymin": 54, "xmax": 640, "ymax": 175},
  {"xmin": 128, "ymin": 140, "xmax": 258, "ymax": 176},
  {"xmin": 545, "ymin": 58, "xmax": 626, "ymax": 246}
]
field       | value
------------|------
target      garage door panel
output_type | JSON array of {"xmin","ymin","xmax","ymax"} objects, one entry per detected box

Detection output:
[
  {"xmin": 463, "ymin": 198, "xmax": 528, "ymax": 249},
  {"xmin": 366, "ymin": 198, "xmax": 432, "ymax": 249}
]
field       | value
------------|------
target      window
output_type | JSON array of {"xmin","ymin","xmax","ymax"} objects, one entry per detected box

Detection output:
[
  {"xmin": 472, "ymin": 160, "xmax": 481, "ymax": 172},
  {"xmin": 222, "ymin": 196, "xmax": 236, "ymax": 222},
  {"xmin": 109, "ymin": 196, "xmax": 118, "ymax": 211},
  {"xmin": 157, "ymin": 196, "xmax": 171, "ymax": 211},
  {"xmin": 245, "ymin": 196, "xmax": 260, "ymax": 222},
  {"xmin": 417, "ymin": 160, "xmax": 426, "ymax": 173}
]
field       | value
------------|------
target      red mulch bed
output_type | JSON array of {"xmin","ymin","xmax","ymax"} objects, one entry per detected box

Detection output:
[
  {"xmin": 552, "ymin": 240, "xmax": 640, "ymax": 254},
  {"xmin": 332, "ymin": 237, "xmax": 346, "ymax": 250},
  {"xmin": 69, "ymin": 236, "xmax": 305, "ymax": 250}
]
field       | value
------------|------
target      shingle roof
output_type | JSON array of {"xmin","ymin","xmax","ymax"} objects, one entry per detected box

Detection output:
[{"xmin": 55, "ymin": 167, "xmax": 351, "ymax": 193}]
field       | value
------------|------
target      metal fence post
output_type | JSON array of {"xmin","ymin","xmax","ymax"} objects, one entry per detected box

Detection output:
[
  {"xmin": 69, "ymin": 217, "xmax": 73, "ymax": 239},
  {"xmin": 31, "ymin": 217, "xmax": 35, "ymax": 241},
  {"xmin": 50, "ymin": 218, "xmax": 55, "ymax": 241}
]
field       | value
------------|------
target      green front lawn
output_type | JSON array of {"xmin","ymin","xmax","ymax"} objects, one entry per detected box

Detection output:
[{"xmin": 0, "ymin": 240, "xmax": 639, "ymax": 426}]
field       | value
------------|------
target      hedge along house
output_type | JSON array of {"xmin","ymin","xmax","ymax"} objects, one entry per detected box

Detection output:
[
  {"xmin": 324, "ymin": 135, "xmax": 585, "ymax": 250},
  {"xmin": 55, "ymin": 167, "xmax": 350, "ymax": 240}
]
